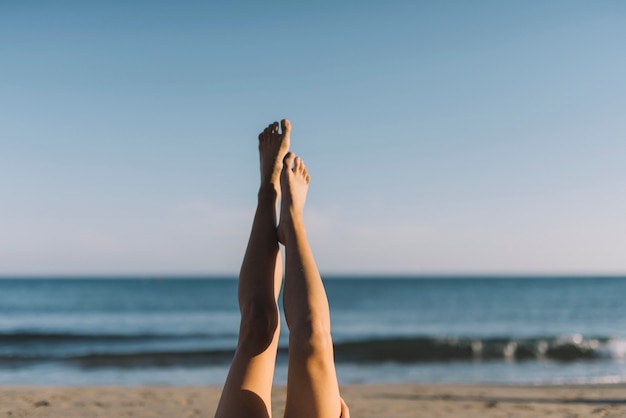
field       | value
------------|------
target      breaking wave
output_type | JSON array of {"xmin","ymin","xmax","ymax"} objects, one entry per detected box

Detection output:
[{"xmin": 1, "ymin": 332, "xmax": 624, "ymax": 368}]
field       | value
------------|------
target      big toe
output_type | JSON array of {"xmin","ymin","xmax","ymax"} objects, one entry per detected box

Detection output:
[
  {"xmin": 281, "ymin": 119, "xmax": 291, "ymax": 135},
  {"xmin": 283, "ymin": 152, "xmax": 295, "ymax": 168}
]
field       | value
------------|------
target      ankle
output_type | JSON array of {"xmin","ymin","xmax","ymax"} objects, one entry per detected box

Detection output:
[
  {"xmin": 279, "ymin": 217, "xmax": 306, "ymax": 244},
  {"xmin": 258, "ymin": 185, "xmax": 279, "ymax": 201}
]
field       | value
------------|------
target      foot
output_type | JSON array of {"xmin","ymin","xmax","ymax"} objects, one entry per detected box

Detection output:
[
  {"xmin": 258, "ymin": 119, "xmax": 291, "ymax": 194},
  {"xmin": 277, "ymin": 152, "xmax": 310, "ymax": 244}
]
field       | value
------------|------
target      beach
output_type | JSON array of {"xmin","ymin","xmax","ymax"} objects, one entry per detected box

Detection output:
[{"xmin": 2, "ymin": 384, "xmax": 626, "ymax": 417}]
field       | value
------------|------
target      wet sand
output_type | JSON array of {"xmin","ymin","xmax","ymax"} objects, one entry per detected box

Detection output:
[{"xmin": 1, "ymin": 384, "xmax": 626, "ymax": 417}]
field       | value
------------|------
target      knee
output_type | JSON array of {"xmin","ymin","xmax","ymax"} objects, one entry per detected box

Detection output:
[
  {"xmin": 288, "ymin": 317, "xmax": 334, "ymax": 359},
  {"xmin": 239, "ymin": 300, "xmax": 279, "ymax": 351}
]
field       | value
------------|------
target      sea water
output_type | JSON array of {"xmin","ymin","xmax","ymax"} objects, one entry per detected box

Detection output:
[{"xmin": 0, "ymin": 277, "xmax": 625, "ymax": 386}]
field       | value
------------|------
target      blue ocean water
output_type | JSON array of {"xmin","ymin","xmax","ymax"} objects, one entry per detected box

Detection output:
[{"xmin": 0, "ymin": 277, "xmax": 625, "ymax": 386}]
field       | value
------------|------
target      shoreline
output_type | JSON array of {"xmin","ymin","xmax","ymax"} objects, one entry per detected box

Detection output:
[{"xmin": 2, "ymin": 383, "xmax": 626, "ymax": 417}]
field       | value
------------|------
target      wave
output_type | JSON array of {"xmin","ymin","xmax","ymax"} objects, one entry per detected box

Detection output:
[
  {"xmin": 333, "ymin": 335, "xmax": 626, "ymax": 363},
  {"xmin": 0, "ymin": 349, "xmax": 236, "ymax": 368},
  {"xmin": 1, "ymin": 334, "xmax": 625, "ymax": 369}
]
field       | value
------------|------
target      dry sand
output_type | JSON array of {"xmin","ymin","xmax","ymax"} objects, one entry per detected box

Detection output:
[{"xmin": 1, "ymin": 384, "xmax": 625, "ymax": 417}]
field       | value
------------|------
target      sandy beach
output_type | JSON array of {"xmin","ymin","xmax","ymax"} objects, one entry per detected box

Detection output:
[{"xmin": 2, "ymin": 384, "xmax": 625, "ymax": 417}]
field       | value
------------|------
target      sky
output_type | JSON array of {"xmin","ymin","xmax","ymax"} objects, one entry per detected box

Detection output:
[{"xmin": 1, "ymin": 0, "xmax": 625, "ymax": 276}]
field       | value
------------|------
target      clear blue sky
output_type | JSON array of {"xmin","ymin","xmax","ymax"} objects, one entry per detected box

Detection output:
[{"xmin": 1, "ymin": 1, "xmax": 625, "ymax": 275}]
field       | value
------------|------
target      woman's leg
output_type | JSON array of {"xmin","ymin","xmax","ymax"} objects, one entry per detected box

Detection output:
[
  {"xmin": 215, "ymin": 120, "xmax": 291, "ymax": 418},
  {"xmin": 278, "ymin": 153, "xmax": 349, "ymax": 418}
]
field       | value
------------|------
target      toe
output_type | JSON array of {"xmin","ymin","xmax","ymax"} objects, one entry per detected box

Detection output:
[
  {"xmin": 293, "ymin": 156, "xmax": 303, "ymax": 172},
  {"xmin": 283, "ymin": 152, "xmax": 295, "ymax": 168},
  {"xmin": 281, "ymin": 119, "xmax": 291, "ymax": 135}
]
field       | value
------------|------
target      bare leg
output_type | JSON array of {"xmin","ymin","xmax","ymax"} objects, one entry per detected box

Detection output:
[
  {"xmin": 215, "ymin": 120, "xmax": 291, "ymax": 418},
  {"xmin": 279, "ymin": 153, "xmax": 349, "ymax": 418}
]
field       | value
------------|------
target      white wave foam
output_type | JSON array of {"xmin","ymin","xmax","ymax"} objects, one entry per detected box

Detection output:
[{"xmin": 599, "ymin": 339, "xmax": 626, "ymax": 359}]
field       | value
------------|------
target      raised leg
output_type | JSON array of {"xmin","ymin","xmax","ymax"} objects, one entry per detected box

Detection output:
[
  {"xmin": 278, "ymin": 153, "xmax": 349, "ymax": 418},
  {"xmin": 215, "ymin": 120, "xmax": 291, "ymax": 418}
]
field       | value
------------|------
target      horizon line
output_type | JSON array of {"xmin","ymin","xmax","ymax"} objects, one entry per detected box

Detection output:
[{"xmin": 1, "ymin": 273, "xmax": 625, "ymax": 280}]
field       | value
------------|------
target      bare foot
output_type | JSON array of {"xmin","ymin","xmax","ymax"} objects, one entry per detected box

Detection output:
[
  {"xmin": 258, "ymin": 119, "xmax": 291, "ymax": 194},
  {"xmin": 277, "ymin": 152, "xmax": 310, "ymax": 244}
]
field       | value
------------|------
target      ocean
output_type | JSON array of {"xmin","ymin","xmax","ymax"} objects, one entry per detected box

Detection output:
[{"xmin": 0, "ymin": 277, "xmax": 625, "ymax": 386}]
